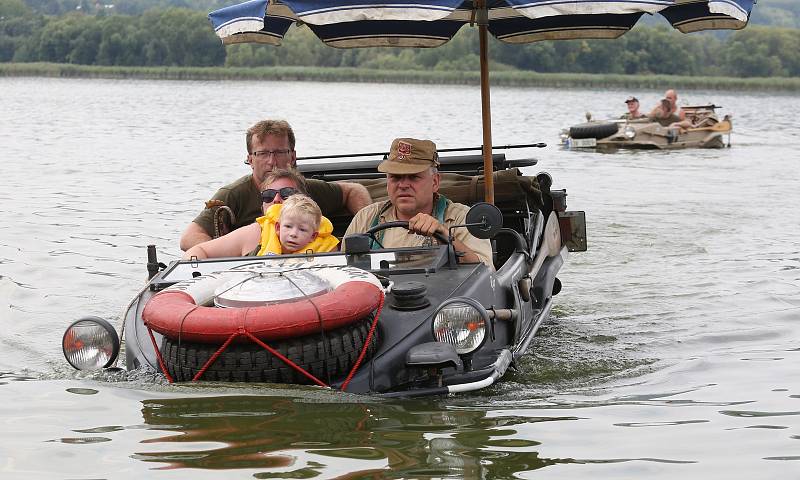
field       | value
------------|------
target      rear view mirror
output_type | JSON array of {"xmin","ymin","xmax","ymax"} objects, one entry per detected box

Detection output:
[
  {"xmin": 559, "ymin": 211, "xmax": 587, "ymax": 252},
  {"xmin": 465, "ymin": 202, "xmax": 503, "ymax": 239}
]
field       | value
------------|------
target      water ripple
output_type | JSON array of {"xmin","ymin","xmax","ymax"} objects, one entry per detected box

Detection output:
[{"xmin": 2, "ymin": 78, "xmax": 800, "ymax": 479}]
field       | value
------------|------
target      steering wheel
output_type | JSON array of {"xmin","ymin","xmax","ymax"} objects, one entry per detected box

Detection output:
[{"xmin": 365, "ymin": 221, "xmax": 451, "ymax": 249}]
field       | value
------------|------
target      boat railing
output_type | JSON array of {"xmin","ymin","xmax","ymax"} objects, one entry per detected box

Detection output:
[{"xmin": 298, "ymin": 153, "xmax": 537, "ymax": 180}]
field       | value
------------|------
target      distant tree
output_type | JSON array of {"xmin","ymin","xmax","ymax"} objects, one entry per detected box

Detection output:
[
  {"xmin": 224, "ymin": 43, "xmax": 279, "ymax": 67},
  {"xmin": 1, "ymin": 12, "xmax": 42, "ymax": 37},
  {"xmin": 66, "ymin": 19, "xmax": 99, "ymax": 63},
  {"xmin": 140, "ymin": 8, "xmax": 224, "ymax": 66},
  {"xmin": 276, "ymin": 25, "xmax": 346, "ymax": 67},
  {"xmin": 34, "ymin": 13, "xmax": 89, "ymax": 62},
  {"xmin": 0, "ymin": 33, "xmax": 14, "ymax": 60},
  {"xmin": 492, "ymin": 40, "xmax": 559, "ymax": 73},
  {"xmin": 359, "ymin": 50, "xmax": 419, "ymax": 70},
  {"xmin": 96, "ymin": 31, "xmax": 125, "ymax": 65},
  {"xmin": 750, "ymin": 0, "xmax": 800, "ymax": 29},
  {"xmin": 95, "ymin": 16, "xmax": 143, "ymax": 65},
  {"xmin": 0, "ymin": 0, "xmax": 42, "ymax": 61},
  {"xmin": 23, "ymin": 0, "xmax": 74, "ymax": 15},
  {"xmin": 720, "ymin": 27, "xmax": 800, "ymax": 77},
  {"xmin": 1, "ymin": 0, "xmax": 30, "ymax": 17},
  {"xmin": 143, "ymin": 38, "xmax": 168, "ymax": 65},
  {"xmin": 619, "ymin": 27, "xmax": 708, "ymax": 75}
]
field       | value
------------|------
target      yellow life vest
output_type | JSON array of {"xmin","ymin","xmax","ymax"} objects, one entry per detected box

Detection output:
[{"xmin": 256, "ymin": 204, "xmax": 339, "ymax": 256}]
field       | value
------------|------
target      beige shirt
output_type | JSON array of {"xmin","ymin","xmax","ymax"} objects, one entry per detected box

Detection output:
[{"xmin": 345, "ymin": 199, "xmax": 493, "ymax": 268}]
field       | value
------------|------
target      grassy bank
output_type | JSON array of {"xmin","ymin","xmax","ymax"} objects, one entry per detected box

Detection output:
[{"xmin": 2, "ymin": 62, "xmax": 798, "ymax": 92}]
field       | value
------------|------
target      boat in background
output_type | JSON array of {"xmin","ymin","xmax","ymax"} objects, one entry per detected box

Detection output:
[{"xmin": 561, "ymin": 105, "xmax": 732, "ymax": 150}]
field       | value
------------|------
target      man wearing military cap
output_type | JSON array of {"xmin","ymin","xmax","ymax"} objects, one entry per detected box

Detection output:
[
  {"xmin": 621, "ymin": 96, "xmax": 645, "ymax": 120},
  {"xmin": 345, "ymin": 138, "xmax": 493, "ymax": 267}
]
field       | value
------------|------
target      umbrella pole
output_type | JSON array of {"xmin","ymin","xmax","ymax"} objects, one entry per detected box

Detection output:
[{"xmin": 477, "ymin": 4, "xmax": 494, "ymax": 204}]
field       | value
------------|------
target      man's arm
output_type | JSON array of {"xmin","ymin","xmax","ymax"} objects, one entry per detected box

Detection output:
[
  {"xmin": 180, "ymin": 222, "xmax": 213, "ymax": 251},
  {"xmin": 407, "ymin": 213, "xmax": 486, "ymax": 265},
  {"xmin": 338, "ymin": 182, "xmax": 371, "ymax": 214},
  {"xmin": 179, "ymin": 183, "xmax": 241, "ymax": 251}
]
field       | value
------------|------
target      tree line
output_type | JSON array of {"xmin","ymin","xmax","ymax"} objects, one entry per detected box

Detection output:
[
  {"xmin": 2, "ymin": 0, "xmax": 799, "ymax": 78},
  {"xmin": 13, "ymin": 0, "xmax": 800, "ymax": 29}
]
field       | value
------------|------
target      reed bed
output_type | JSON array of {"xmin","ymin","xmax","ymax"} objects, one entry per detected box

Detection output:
[{"xmin": 2, "ymin": 62, "xmax": 798, "ymax": 92}]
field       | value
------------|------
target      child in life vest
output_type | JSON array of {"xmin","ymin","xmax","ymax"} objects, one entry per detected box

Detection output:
[{"xmin": 256, "ymin": 194, "xmax": 339, "ymax": 255}]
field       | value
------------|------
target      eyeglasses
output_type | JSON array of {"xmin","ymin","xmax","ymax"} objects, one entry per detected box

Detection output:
[
  {"xmin": 261, "ymin": 187, "xmax": 298, "ymax": 203},
  {"xmin": 251, "ymin": 149, "xmax": 291, "ymax": 160}
]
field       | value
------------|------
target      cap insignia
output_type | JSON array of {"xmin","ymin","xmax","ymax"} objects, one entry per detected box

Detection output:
[{"xmin": 397, "ymin": 141, "xmax": 412, "ymax": 160}]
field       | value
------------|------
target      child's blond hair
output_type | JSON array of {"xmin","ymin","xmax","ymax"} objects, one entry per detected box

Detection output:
[{"xmin": 279, "ymin": 194, "xmax": 322, "ymax": 230}]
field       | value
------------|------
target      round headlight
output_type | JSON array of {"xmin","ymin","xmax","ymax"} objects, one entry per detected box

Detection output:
[
  {"xmin": 62, "ymin": 316, "xmax": 120, "ymax": 371},
  {"xmin": 432, "ymin": 298, "xmax": 488, "ymax": 354},
  {"xmin": 624, "ymin": 126, "xmax": 637, "ymax": 139}
]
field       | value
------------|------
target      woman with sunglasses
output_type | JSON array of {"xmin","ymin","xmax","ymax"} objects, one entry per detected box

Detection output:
[{"xmin": 181, "ymin": 169, "xmax": 337, "ymax": 259}]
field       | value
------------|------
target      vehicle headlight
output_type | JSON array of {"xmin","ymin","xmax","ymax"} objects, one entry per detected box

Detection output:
[
  {"xmin": 624, "ymin": 126, "xmax": 636, "ymax": 139},
  {"xmin": 559, "ymin": 129, "xmax": 570, "ymax": 143},
  {"xmin": 62, "ymin": 316, "xmax": 120, "ymax": 370},
  {"xmin": 432, "ymin": 298, "xmax": 488, "ymax": 354}
]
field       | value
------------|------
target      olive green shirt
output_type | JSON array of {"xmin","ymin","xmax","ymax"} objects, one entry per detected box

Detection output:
[
  {"xmin": 620, "ymin": 112, "xmax": 646, "ymax": 120},
  {"xmin": 344, "ymin": 199, "xmax": 493, "ymax": 268},
  {"xmin": 649, "ymin": 106, "xmax": 681, "ymax": 126},
  {"xmin": 192, "ymin": 174, "xmax": 343, "ymax": 237}
]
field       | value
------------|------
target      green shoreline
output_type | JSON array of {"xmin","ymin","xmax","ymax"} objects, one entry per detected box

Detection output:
[{"xmin": 2, "ymin": 62, "xmax": 797, "ymax": 92}]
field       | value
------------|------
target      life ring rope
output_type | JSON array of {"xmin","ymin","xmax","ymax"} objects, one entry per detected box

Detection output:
[
  {"xmin": 192, "ymin": 329, "xmax": 240, "ymax": 382},
  {"xmin": 146, "ymin": 323, "xmax": 174, "ymax": 383},
  {"xmin": 143, "ymin": 262, "xmax": 384, "ymax": 342},
  {"xmin": 277, "ymin": 266, "xmax": 329, "ymax": 382},
  {"xmin": 340, "ymin": 291, "xmax": 385, "ymax": 391},
  {"xmin": 142, "ymin": 262, "xmax": 385, "ymax": 385},
  {"xmin": 145, "ymin": 282, "xmax": 384, "ymax": 386}
]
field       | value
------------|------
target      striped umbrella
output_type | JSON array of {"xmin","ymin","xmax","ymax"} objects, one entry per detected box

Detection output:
[{"xmin": 209, "ymin": 0, "xmax": 755, "ymax": 202}]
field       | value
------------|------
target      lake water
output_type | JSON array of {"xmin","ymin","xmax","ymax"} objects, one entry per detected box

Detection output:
[{"xmin": 1, "ymin": 77, "xmax": 799, "ymax": 479}]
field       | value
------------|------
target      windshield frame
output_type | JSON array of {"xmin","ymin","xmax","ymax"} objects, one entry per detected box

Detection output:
[{"xmin": 156, "ymin": 245, "xmax": 450, "ymax": 288}]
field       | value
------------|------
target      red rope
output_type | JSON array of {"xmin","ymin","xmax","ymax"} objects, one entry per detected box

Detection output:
[
  {"xmin": 147, "ymin": 280, "xmax": 383, "ymax": 388},
  {"xmin": 340, "ymin": 287, "xmax": 385, "ymax": 391},
  {"xmin": 244, "ymin": 331, "xmax": 329, "ymax": 387},
  {"xmin": 146, "ymin": 326, "xmax": 174, "ymax": 383},
  {"xmin": 192, "ymin": 331, "xmax": 241, "ymax": 381}
]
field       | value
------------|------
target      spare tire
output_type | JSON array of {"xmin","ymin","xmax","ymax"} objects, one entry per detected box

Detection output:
[
  {"xmin": 569, "ymin": 122, "xmax": 619, "ymax": 140},
  {"xmin": 160, "ymin": 313, "xmax": 379, "ymax": 384}
]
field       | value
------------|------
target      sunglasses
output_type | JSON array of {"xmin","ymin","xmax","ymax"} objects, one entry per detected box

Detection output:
[{"xmin": 261, "ymin": 187, "xmax": 298, "ymax": 203}]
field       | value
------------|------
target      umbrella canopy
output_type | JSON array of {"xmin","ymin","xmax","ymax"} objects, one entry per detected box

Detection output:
[
  {"xmin": 209, "ymin": 0, "xmax": 755, "ymax": 202},
  {"xmin": 210, "ymin": 1, "xmax": 753, "ymax": 46}
]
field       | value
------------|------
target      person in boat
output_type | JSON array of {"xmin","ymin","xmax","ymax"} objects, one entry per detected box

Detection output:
[
  {"xmin": 179, "ymin": 119, "xmax": 370, "ymax": 251},
  {"xmin": 261, "ymin": 193, "xmax": 338, "ymax": 255},
  {"xmin": 182, "ymin": 169, "xmax": 337, "ymax": 260},
  {"xmin": 344, "ymin": 137, "xmax": 493, "ymax": 267},
  {"xmin": 648, "ymin": 98, "xmax": 681, "ymax": 127},
  {"xmin": 665, "ymin": 89, "xmax": 686, "ymax": 121},
  {"xmin": 620, "ymin": 96, "xmax": 646, "ymax": 120},
  {"xmin": 649, "ymin": 89, "xmax": 687, "ymax": 127}
]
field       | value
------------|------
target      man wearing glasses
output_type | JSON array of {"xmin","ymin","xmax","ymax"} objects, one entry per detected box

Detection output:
[{"xmin": 180, "ymin": 119, "xmax": 371, "ymax": 250}]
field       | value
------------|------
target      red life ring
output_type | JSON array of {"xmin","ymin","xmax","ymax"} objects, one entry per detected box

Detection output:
[{"xmin": 142, "ymin": 262, "xmax": 384, "ymax": 344}]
